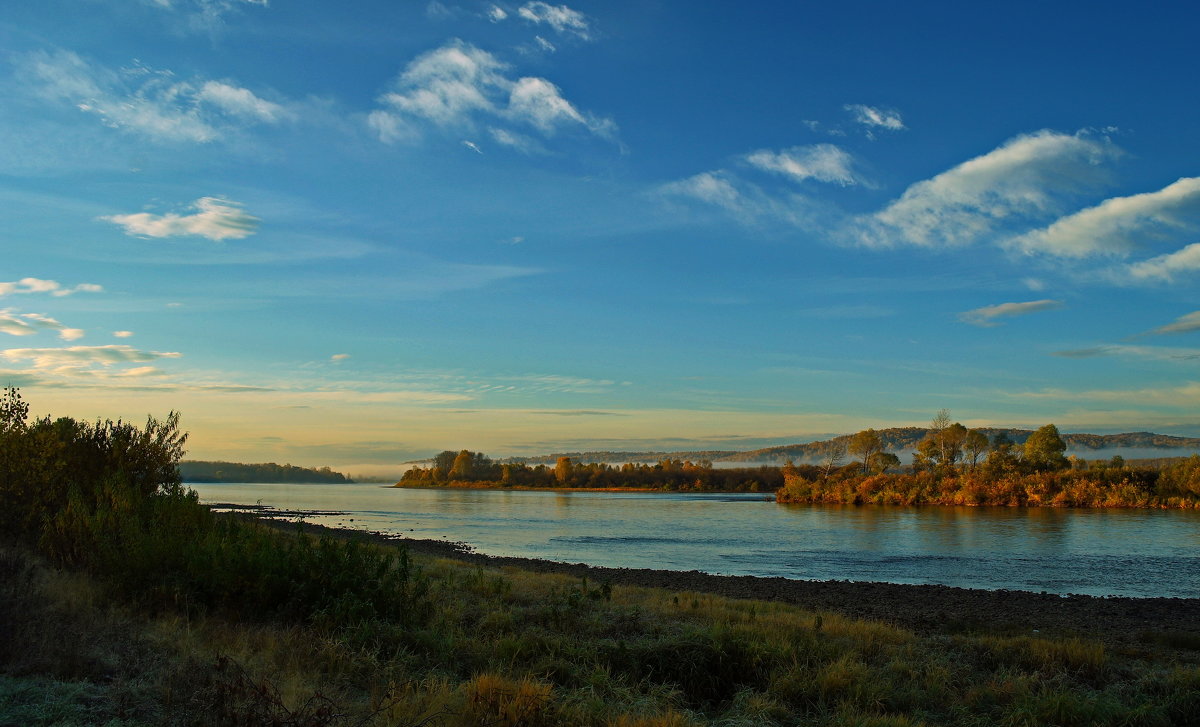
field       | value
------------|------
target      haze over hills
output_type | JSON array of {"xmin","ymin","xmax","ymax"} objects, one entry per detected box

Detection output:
[{"xmin": 481, "ymin": 429, "xmax": 1200, "ymax": 466}]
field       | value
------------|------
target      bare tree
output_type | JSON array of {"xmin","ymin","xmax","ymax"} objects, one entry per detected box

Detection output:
[{"xmin": 820, "ymin": 439, "xmax": 847, "ymax": 479}]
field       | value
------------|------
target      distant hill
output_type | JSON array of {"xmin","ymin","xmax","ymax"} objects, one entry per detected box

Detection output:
[
  {"xmin": 497, "ymin": 450, "xmax": 739, "ymax": 466},
  {"xmin": 486, "ymin": 429, "xmax": 1200, "ymax": 467},
  {"xmin": 719, "ymin": 429, "xmax": 1200, "ymax": 464},
  {"xmin": 180, "ymin": 460, "xmax": 352, "ymax": 484}
]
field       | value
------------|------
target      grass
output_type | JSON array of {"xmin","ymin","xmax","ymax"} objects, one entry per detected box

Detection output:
[{"xmin": 2, "ymin": 528, "xmax": 1198, "ymax": 727}]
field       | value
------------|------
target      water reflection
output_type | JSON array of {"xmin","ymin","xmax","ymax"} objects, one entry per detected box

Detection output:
[{"xmin": 193, "ymin": 483, "xmax": 1200, "ymax": 598}]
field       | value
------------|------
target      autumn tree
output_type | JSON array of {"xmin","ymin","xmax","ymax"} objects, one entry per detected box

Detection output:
[
  {"xmin": 874, "ymin": 452, "xmax": 901, "ymax": 473},
  {"xmin": 848, "ymin": 428, "xmax": 883, "ymax": 475},
  {"xmin": 963, "ymin": 428, "xmax": 989, "ymax": 471},
  {"xmin": 1024, "ymin": 424, "xmax": 1068, "ymax": 471},
  {"xmin": 554, "ymin": 456, "xmax": 573, "ymax": 485}
]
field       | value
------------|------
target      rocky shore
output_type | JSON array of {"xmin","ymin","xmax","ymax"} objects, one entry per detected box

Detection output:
[{"xmin": 241, "ymin": 512, "xmax": 1200, "ymax": 648}]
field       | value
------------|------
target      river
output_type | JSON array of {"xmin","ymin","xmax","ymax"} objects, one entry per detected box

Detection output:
[{"xmin": 190, "ymin": 483, "xmax": 1200, "ymax": 599}]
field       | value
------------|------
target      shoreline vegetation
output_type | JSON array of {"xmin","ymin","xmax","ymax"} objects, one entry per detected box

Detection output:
[
  {"xmin": 397, "ymin": 415, "xmax": 1200, "ymax": 509},
  {"xmin": 180, "ymin": 460, "xmax": 354, "ymax": 484},
  {"xmin": 4, "ymin": 389, "xmax": 1200, "ymax": 725}
]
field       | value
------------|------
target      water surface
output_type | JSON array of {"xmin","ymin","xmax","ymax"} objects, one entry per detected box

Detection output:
[{"xmin": 191, "ymin": 483, "xmax": 1200, "ymax": 598}]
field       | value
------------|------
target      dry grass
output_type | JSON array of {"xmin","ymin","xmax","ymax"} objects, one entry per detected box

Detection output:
[{"xmin": 2, "ymin": 539, "xmax": 1196, "ymax": 726}]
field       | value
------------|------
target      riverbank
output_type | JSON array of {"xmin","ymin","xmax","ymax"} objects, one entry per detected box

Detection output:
[{"xmin": 252, "ymin": 515, "xmax": 1200, "ymax": 651}]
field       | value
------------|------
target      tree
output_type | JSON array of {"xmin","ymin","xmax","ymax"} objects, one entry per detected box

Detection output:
[
  {"xmin": 929, "ymin": 409, "xmax": 953, "ymax": 464},
  {"xmin": 1024, "ymin": 424, "xmax": 1068, "ymax": 471},
  {"xmin": 554, "ymin": 456, "xmax": 573, "ymax": 485},
  {"xmin": 449, "ymin": 449, "xmax": 474, "ymax": 479},
  {"xmin": 874, "ymin": 452, "xmax": 901, "ymax": 474},
  {"xmin": 819, "ymin": 439, "xmax": 847, "ymax": 479},
  {"xmin": 848, "ymin": 429, "xmax": 883, "ymax": 475},
  {"xmin": 963, "ymin": 429, "xmax": 989, "ymax": 471},
  {"xmin": 916, "ymin": 414, "xmax": 966, "ymax": 471}
]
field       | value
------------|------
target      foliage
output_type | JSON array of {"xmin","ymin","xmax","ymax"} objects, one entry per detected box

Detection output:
[
  {"xmin": 400, "ymin": 450, "xmax": 791, "ymax": 492},
  {"xmin": 0, "ymin": 388, "xmax": 429, "ymax": 630},
  {"xmin": 180, "ymin": 460, "xmax": 352, "ymax": 484}
]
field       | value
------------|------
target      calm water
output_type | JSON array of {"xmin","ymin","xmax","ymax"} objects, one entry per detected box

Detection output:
[{"xmin": 191, "ymin": 483, "xmax": 1200, "ymax": 599}]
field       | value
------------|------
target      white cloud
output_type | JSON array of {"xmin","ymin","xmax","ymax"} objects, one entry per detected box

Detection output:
[
  {"xmin": 113, "ymin": 330, "xmax": 135, "ymax": 338},
  {"xmin": 958, "ymin": 299, "xmax": 1064, "ymax": 327},
  {"xmin": 101, "ymin": 197, "xmax": 259, "ymax": 241},
  {"xmin": 1148, "ymin": 311, "xmax": 1200, "ymax": 336},
  {"xmin": 845, "ymin": 104, "xmax": 905, "ymax": 131},
  {"xmin": 1009, "ymin": 177, "xmax": 1200, "ymax": 258},
  {"xmin": 331, "ymin": 353, "xmax": 351, "ymax": 361},
  {"xmin": 0, "ymin": 310, "xmax": 83, "ymax": 340},
  {"xmin": 377, "ymin": 42, "xmax": 504, "ymax": 127},
  {"xmin": 0, "ymin": 278, "xmax": 102, "ymax": 298},
  {"xmin": 659, "ymin": 171, "xmax": 745, "ymax": 214},
  {"xmin": 744, "ymin": 144, "xmax": 861, "ymax": 186},
  {"xmin": 533, "ymin": 36, "xmax": 557, "ymax": 53},
  {"xmin": 195, "ymin": 81, "xmax": 290, "ymax": 123},
  {"xmin": 1, "ymin": 344, "xmax": 181, "ymax": 370},
  {"xmin": 462, "ymin": 139, "xmax": 483, "ymax": 154},
  {"xmin": 487, "ymin": 4, "xmax": 508, "ymax": 21},
  {"xmin": 849, "ymin": 130, "xmax": 1119, "ymax": 248},
  {"xmin": 507, "ymin": 76, "xmax": 586, "ymax": 132},
  {"xmin": 370, "ymin": 40, "xmax": 613, "ymax": 144},
  {"xmin": 489, "ymin": 126, "xmax": 542, "ymax": 153},
  {"xmin": 22, "ymin": 50, "xmax": 289, "ymax": 143},
  {"xmin": 517, "ymin": 2, "xmax": 591, "ymax": 39},
  {"xmin": 1123, "ymin": 242, "xmax": 1200, "ymax": 283}
]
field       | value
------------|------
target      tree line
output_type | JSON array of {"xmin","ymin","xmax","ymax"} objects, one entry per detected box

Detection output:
[
  {"xmin": 180, "ymin": 460, "xmax": 352, "ymax": 483},
  {"xmin": 399, "ymin": 449, "xmax": 787, "ymax": 491},
  {"xmin": 779, "ymin": 410, "xmax": 1200, "ymax": 508}
]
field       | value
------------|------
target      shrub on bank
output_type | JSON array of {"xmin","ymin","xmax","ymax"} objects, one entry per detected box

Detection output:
[
  {"xmin": 0, "ymin": 387, "xmax": 430, "ymax": 629},
  {"xmin": 776, "ymin": 466, "xmax": 1200, "ymax": 508}
]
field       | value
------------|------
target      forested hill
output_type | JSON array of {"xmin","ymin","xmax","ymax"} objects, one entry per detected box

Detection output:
[
  {"xmin": 487, "ymin": 430, "xmax": 1200, "ymax": 466},
  {"xmin": 718, "ymin": 429, "xmax": 1200, "ymax": 464},
  {"xmin": 498, "ymin": 449, "xmax": 740, "ymax": 466},
  {"xmin": 180, "ymin": 460, "xmax": 352, "ymax": 484}
]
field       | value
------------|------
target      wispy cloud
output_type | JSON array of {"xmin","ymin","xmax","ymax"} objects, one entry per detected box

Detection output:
[
  {"xmin": 1052, "ymin": 344, "xmax": 1200, "ymax": 361},
  {"xmin": 744, "ymin": 144, "xmax": 861, "ymax": 186},
  {"xmin": 844, "ymin": 104, "xmax": 905, "ymax": 131},
  {"xmin": 516, "ymin": 2, "xmax": 592, "ymax": 40},
  {"xmin": 368, "ymin": 40, "xmax": 615, "ymax": 146},
  {"xmin": 848, "ymin": 130, "xmax": 1119, "ymax": 248},
  {"xmin": 659, "ymin": 171, "xmax": 744, "ymax": 213},
  {"xmin": 1124, "ymin": 242, "xmax": 1200, "ymax": 283},
  {"xmin": 958, "ymin": 299, "xmax": 1064, "ymax": 327},
  {"xmin": 1147, "ymin": 311, "xmax": 1200, "ymax": 336},
  {"xmin": 0, "ymin": 310, "xmax": 84, "ymax": 341},
  {"xmin": 100, "ymin": 197, "xmax": 259, "ymax": 241},
  {"xmin": 113, "ymin": 330, "xmax": 135, "ymax": 338},
  {"xmin": 194, "ymin": 81, "xmax": 291, "ymax": 123},
  {"xmin": 21, "ymin": 50, "xmax": 290, "ymax": 143},
  {"xmin": 1, "ymin": 344, "xmax": 182, "ymax": 370},
  {"xmin": 146, "ymin": 0, "xmax": 268, "ymax": 32},
  {"xmin": 1008, "ymin": 177, "xmax": 1200, "ymax": 258},
  {"xmin": 1011, "ymin": 381, "xmax": 1200, "ymax": 407},
  {"xmin": 487, "ymin": 5, "xmax": 508, "ymax": 22},
  {"xmin": 0, "ymin": 278, "xmax": 102, "ymax": 297}
]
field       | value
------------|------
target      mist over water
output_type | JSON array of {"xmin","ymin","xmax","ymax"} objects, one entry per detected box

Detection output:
[{"xmin": 193, "ymin": 483, "xmax": 1200, "ymax": 599}]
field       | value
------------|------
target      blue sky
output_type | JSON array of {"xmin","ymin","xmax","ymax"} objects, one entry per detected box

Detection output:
[{"xmin": 2, "ymin": 1, "xmax": 1199, "ymax": 472}]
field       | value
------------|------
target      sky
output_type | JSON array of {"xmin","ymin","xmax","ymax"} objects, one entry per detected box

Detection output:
[{"xmin": 2, "ymin": 1, "xmax": 1200, "ymax": 473}]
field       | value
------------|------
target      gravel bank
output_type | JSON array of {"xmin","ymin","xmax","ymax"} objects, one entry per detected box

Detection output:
[{"xmin": 244, "ymin": 514, "xmax": 1200, "ymax": 647}]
